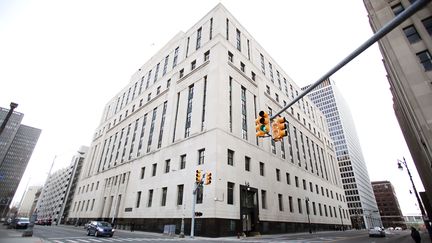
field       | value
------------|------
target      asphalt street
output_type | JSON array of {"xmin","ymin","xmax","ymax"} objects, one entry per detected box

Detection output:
[{"xmin": 1, "ymin": 224, "xmax": 430, "ymax": 243}]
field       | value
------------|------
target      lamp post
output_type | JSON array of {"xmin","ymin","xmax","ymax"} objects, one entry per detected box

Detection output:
[
  {"xmin": 398, "ymin": 157, "xmax": 432, "ymax": 240},
  {"xmin": 305, "ymin": 197, "xmax": 312, "ymax": 234},
  {"xmin": 0, "ymin": 102, "xmax": 18, "ymax": 137},
  {"xmin": 339, "ymin": 206, "xmax": 344, "ymax": 231}
]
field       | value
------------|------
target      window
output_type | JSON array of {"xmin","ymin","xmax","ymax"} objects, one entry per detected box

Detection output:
[
  {"xmin": 276, "ymin": 169, "xmax": 280, "ymax": 181},
  {"xmin": 196, "ymin": 27, "xmax": 202, "ymax": 50},
  {"xmin": 185, "ymin": 85, "xmax": 194, "ymax": 137},
  {"xmin": 260, "ymin": 53, "xmax": 265, "ymax": 74},
  {"xmin": 146, "ymin": 108, "xmax": 157, "ymax": 153},
  {"xmin": 196, "ymin": 185, "xmax": 203, "ymax": 204},
  {"xmin": 136, "ymin": 191, "xmax": 142, "ymax": 208},
  {"xmin": 147, "ymin": 189, "xmax": 153, "ymax": 207},
  {"xmin": 392, "ymin": 3, "xmax": 404, "ymax": 16},
  {"xmin": 165, "ymin": 159, "xmax": 170, "ymax": 173},
  {"xmin": 228, "ymin": 51, "xmax": 233, "ymax": 62},
  {"xmin": 286, "ymin": 173, "xmax": 291, "ymax": 185},
  {"xmin": 198, "ymin": 148, "xmax": 205, "ymax": 165},
  {"xmin": 417, "ymin": 50, "xmax": 432, "ymax": 71},
  {"xmin": 191, "ymin": 60, "xmax": 196, "ymax": 70},
  {"xmin": 251, "ymin": 71, "xmax": 256, "ymax": 81},
  {"xmin": 147, "ymin": 93, "xmax": 151, "ymax": 101},
  {"xmin": 227, "ymin": 149, "xmax": 234, "ymax": 166},
  {"xmin": 226, "ymin": 18, "xmax": 229, "ymax": 40},
  {"xmin": 422, "ymin": 16, "xmax": 432, "ymax": 36},
  {"xmin": 240, "ymin": 62, "xmax": 245, "ymax": 72},
  {"xmin": 289, "ymin": 196, "xmax": 293, "ymax": 212},
  {"xmin": 309, "ymin": 182, "xmax": 313, "ymax": 192},
  {"xmin": 161, "ymin": 187, "xmax": 167, "ymax": 206},
  {"xmin": 152, "ymin": 163, "xmax": 157, "ymax": 176},
  {"xmin": 210, "ymin": 18, "xmax": 213, "ymax": 39},
  {"xmin": 140, "ymin": 167, "xmax": 145, "ymax": 179},
  {"xmin": 261, "ymin": 190, "xmax": 267, "ymax": 209},
  {"xmin": 179, "ymin": 68, "xmax": 184, "ymax": 78},
  {"xmin": 227, "ymin": 182, "xmax": 234, "ymax": 205},
  {"xmin": 180, "ymin": 154, "xmax": 186, "ymax": 169},
  {"xmin": 403, "ymin": 25, "xmax": 421, "ymax": 43},
  {"xmin": 241, "ymin": 86, "xmax": 248, "ymax": 140},
  {"xmin": 295, "ymin": 176, "xmax": 299, "ymax": 187},
  {"xmin": 259, "ymin": 162, "xmax": 265, "ymax": 176},
  {"xmin": 157, "ymin": 101, "xmax": 167, "ymax": 149},
  {"xmin": 177, "ymin": 184, "xmax": 184, "ymax": 205},
  {"xmin": 204, "ymin": 50, "xmax": 210, "ymax": 61},
  {"xmin": 245, "ymin": 156, "xmax": 250, "ymax": 171},
  {"xmin": 303, "ymin": 179, "xmax": 307, "ymax": 190},
  {"xmin": 173, "ymin": 47, "xmax": 179, "ymax": 68},
  {"xmin": 278, "ymin": 194, "xmax": 284, "ymax": 211},
  {"xmin": 312, "ymin": 202, "xmax": 316, "ymax": 215},
  {"xmin": 298, "ymin": 198, "xmax": 303, "ymax": 214},
  {"xmin": 229, "ymin": 77, "xmax": 233, "ymax": 132},
  {"xmin": 163, "ymin": 55, "xmax": 169, "ymax": 76},
  {"xmin": 154, "ymin": 63, "xmax": 160, "ymax": 82},
  {"xmin": 156, "ymin": 86, "xmax": 161, "ymax": 95},
  {"xmin": 266, "ymin": 85, "xmax": 270, "ymax": 94},
  {"xmin": 236, "ymin": 29, "xmax": 241, "ymax": 51},
  {"xmin": 166, "ymin": 79, "xmax": 171, "ymax": 88}
]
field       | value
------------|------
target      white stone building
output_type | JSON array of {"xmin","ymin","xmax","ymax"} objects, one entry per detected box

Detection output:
[
  {"xmin": 17, "ymin": 186, "xmax": 42, "ymax": 217},
  {"xmin": 68, "ymin": 4, "xmax": 351, "ymax": 236}
]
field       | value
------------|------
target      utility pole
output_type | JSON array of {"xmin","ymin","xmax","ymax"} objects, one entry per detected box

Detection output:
[
  {"xmin": 398, "ymin": 157, "xmax": 432, "ymax": 240},
  {"xmin": 270, "ymin": 0, "xmax": 431, "ymax": 120}
]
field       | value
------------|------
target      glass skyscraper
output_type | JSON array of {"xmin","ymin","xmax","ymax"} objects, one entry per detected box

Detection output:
[{"xmin": 304, "ymin": 79, "xmax": 382, "ymax": 229}]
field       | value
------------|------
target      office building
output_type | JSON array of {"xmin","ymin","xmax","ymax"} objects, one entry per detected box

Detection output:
[
  {"xmin": 363, "ymin": 0, "xmax": 432, "ymax": 208},
  {"xmin": 17, "ymin": 186, "xmax": 42, "ymax": 217},
  {"xmin": 0, "ymin": 106, "xmax": 41, "ymax": 219},
  {"xmin": 372, "ymin": 181, "xmax": 406, "ymax": 228},
  {"xmin": 68, "ymin": 4, "xmax": 351, "ymax": 236},
  {"xmin": 37, "ymin": 146, "xmax": 88, "ymax": 224},
  {"xmin": 304, "ymin": 79, "xmax": 382, "ymax": 229}
]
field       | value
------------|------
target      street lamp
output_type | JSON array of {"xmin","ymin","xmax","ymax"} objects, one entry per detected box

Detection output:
[
  {"xmin": 0, "ymin": 102, "xmax": 18, "ymax": 137},
  {"xmin": 305, "ymin": 197, "xmax": 312, "ymax": 234},
  {"xmin": 398, "ymin": 157, "xmax": 432, "ymax": 240},
  {"xmin": 339, "ymin": 205, "xmax": 344, "ymax": 231}
]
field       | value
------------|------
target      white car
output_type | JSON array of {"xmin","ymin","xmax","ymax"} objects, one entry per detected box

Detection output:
[{"xmin": 369, "ymin": 227, "xmax": 386, "ymax": 237}]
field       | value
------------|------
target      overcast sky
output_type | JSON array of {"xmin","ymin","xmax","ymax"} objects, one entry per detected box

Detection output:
[{"xmin": 0, "ymin": 0, "xmax": 424, "ymax": 216}]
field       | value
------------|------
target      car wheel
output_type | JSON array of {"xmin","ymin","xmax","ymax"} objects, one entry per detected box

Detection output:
[
  {"xmin": 87, "ymin": 229, "xmax": 90, "ymax": 236},
  {"xmin": 95, "ymin": 231, "xmax": 99, "ymax": 237},
  {"xmin": 109, "ymin": 234, "xmax": 113, "ymax": 237}
]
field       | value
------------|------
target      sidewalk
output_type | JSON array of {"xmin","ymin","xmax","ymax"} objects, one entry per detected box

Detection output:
[{"xmin": 0, "ymin": 226, "xmax": 45, "ymax": 243}]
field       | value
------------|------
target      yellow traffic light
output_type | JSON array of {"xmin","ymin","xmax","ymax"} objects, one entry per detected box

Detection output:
[
  {"xmin": 195, "ymin": 169, "xmax": 202, "ymax": 183},
  {"xmin": 272, "ymin": 116, "xmax": 287, "ymax": 141},
  {"xmin": 205, "ymin": 172, "xmax": 212, "ymax": 185},
  {"xmin": 255, "ymin": 111, "xmax": 270, "ymax": 137}
]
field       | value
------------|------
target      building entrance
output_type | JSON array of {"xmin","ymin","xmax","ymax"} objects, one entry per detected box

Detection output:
[{"xmin": 239, "ymin": 185, "xmax": 259, "ymax": 235}]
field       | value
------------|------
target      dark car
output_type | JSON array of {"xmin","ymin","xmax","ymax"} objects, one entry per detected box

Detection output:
[
  {"xmin": 11, "ymin": 217, "xmax": 30, "ymax": 229},
  {"xmin": 86, "ymin": 221, "xmax": 114, "ymax": 237}
]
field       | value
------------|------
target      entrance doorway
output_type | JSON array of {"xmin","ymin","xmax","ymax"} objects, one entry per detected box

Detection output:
[{"xmin": 240, "ymin": 185, "xmax": 259, "ymax": 235}]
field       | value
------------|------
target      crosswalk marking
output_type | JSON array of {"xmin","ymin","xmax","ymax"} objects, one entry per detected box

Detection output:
[
  {"xmin": 66, "ymin": 240, "xmax": 79, "ymax": 243},
  {"xmin": 88, "ymin": 239, "xmax": 103, "ymax": 242},
  {"xmin": 46, "ymin": 237, "xmax": 183, "ymax": 243},
  {"xmin": 77, "ymin": 239, "xmax": 91, "ymax": 242}
]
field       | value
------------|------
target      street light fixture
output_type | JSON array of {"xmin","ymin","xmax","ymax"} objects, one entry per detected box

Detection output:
[
  {"xmin": 305, "ymin": 197, "xmax": 312, "ymax": 234},
  {"xmin": 398, "ymin": 157, "xmax": 432, "ymax": 240}
]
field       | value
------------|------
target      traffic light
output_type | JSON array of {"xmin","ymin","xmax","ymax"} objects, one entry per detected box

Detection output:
[
  {"xmin": 195, "ymin": 169, "xmax": 202, "ymax": 183},
  {"xmin": 255, "ymin": 111, "xmax": 270, "ymax": 137},
  {"xmin": 272, "ymin": 116, "xmax": 287, "ymax": 141},
  {"xmin": 205, "ymin": 172, "xmax": 212, "ymax": 185}
]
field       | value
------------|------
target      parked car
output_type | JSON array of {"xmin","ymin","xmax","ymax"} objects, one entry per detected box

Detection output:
[
  {"xmin": 86, "ymin": 221, "xmax": 114, "ymax": 237},
  {"xmin": 369, "ymin": 227, "xmax": 386, "ymax": 237},
  {"xmin": 2, "ymin": 218, "xmax": 12, "ymax": 225},
  {"xmin": 11, "ymin": 217, "xmax": 30, "ymax": 229}
]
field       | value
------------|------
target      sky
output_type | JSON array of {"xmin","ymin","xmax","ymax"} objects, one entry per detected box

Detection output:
[{"xmin": 0, "ymin": 0, "xmax": 425, "ymax": 216}]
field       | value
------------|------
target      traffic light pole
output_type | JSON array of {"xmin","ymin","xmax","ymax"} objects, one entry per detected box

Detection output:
[
  {"xmin": 191, "ymin": 182, "xmax": 197, "ymax": 238},
  {"xmin": 270, "ymin": 0, "xmax": 431, "ymax": 120}
]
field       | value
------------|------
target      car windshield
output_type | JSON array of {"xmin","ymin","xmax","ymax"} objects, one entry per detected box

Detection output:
[
  {"xmin": 97, "ymin": 222, "xmax": 110, "ymax": 227},
  {"xmin": 19, "ymin": 218, "xmax": 30, "ymax": 222}
]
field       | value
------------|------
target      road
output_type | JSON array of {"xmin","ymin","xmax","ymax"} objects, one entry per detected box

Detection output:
[{"xmin": 1, "ymin": 225, "xmax": 428, "ymax": 243}]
